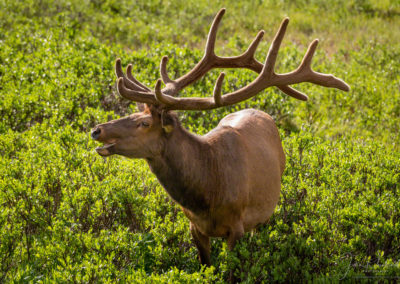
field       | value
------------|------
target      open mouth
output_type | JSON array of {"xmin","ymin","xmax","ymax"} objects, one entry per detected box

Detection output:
[{"xmin": 95, "ymin": 143, "xmax": 116, "ymax": 156}]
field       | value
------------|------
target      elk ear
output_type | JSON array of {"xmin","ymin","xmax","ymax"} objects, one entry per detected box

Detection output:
[
  {"xmin": 161, "ymin": 111, "xmax": 175, "ymax": 133},
  {"xmin": 143, "ymin": 103, "xmax": 154, "ymax": 113}
]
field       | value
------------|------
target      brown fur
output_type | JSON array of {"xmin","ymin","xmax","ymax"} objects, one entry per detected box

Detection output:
[{"xmin": 92, "ymin": 105, "xmax": 285, "ymax": 266}]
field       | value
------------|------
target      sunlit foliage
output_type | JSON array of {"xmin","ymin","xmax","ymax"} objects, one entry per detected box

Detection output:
[{"xmin": 1, "ymin": 0, "xmax": 399, "ymax": 282}]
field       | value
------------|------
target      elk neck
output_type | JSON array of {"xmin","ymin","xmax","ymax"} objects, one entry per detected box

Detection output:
[{"xmin": 146, "ymin": 124, "xmax": 217, "ymax": 214}]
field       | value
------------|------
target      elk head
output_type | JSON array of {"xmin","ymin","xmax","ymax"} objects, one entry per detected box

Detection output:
[
  {"xmin": 92, "ymin": 8, "xmax": 349, "ymax": 158},
  {"xmin": 91, "ymin": 104, "xmax": 177, "ymax": 158}
]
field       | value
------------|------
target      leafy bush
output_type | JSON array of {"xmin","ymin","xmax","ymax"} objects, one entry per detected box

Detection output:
[{"xmin": 0, "ymin": 0, "xmax": 399, "ymax": 282}]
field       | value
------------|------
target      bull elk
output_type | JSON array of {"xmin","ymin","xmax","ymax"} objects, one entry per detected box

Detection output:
[{"xmin": 91, "ymin": 8, "xmax": 349, "ymax": 269}]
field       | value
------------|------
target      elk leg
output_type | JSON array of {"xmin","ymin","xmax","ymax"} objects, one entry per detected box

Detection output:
[
  {"xmin": 227, "ymin": 223, "xmax": 244, "ymax": 283},
  {"xmin": 227, "ymin": 232, "xmax": 244, "ymax": 251},
  {"xmin": 190, "ymin": 222, "xmax": 211, "ymax": 266}
]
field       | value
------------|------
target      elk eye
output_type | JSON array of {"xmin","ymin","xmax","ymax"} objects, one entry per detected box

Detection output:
[{"xmin": 140, "ymin": 121, "xmax": 150, "ymax": 127}]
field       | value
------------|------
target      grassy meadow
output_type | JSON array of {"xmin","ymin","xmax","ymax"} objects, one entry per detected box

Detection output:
[{"xmin": 1, "ymin": 0, "xmax": 399, "ymax": 282}]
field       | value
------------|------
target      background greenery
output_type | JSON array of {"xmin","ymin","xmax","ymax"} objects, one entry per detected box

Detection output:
[{"xmin": 1, "ymin": 0, "xmax": 399, "ymax": 282}]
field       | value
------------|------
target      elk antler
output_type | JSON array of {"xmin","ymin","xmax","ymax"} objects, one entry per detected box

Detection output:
[{"xmin": 116, "ymin": 8, "xmax": 350, "ymax": 110}]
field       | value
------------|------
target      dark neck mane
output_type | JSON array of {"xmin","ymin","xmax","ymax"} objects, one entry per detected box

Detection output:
[{"xmin": 146, "ymin": 124, "xmax": 217, "ymax": 214}]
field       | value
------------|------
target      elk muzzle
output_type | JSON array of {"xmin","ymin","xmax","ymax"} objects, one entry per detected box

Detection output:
[
  {"xmin": 91, "ymin": 126, "xmax": 116, "ymax": 157},
  {"xmin": 91, "ymin": 127, "xmax": 101, "ymax": 140}
]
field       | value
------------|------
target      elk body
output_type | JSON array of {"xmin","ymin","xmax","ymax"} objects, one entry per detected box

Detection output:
[{"xmin": 91, "ymin": 9, "xmax": 349, "ymax": 267}]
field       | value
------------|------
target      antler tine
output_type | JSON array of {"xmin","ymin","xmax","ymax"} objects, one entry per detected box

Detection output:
[
  {"xmin": 262, "ymin": 18, "xmax": 289, "ymax": 78},
  {"xmin": 213, "ymin": 73, "xmax": 225, "ymax": 106},
  {"xmin": 295, "ymin": 39, "xmax": 350, "ymax": 91},
  {"xmin": 244, "ymin": 30, "xmax": 265, "ymax": 61},
  {"xmin": 116, "ymin": 77, "xmax": 158, "ymax": 105},
  {"xmin": 155, "ymin": 79, "xmax": 176, "ymax": 105},
  {"xmin": 160, "ymin": 56, "xmax": 174, "ymax": 84},
  {"xmin": 299, "ymin": 39, "xmax": 318, "ymax": 71},
  {"xmin": 159, "ymin": 8, "xmax": 226, "ymax": 96},
  {"xmin": 115, "ymin": 58, "xmax": 150, "ymax": 92},
  {"xmin": 126, "ymin": 64, "xmax": 152, "ymax": 91},
  {"xmin": 116, "ymin": 58, "xmax": 140, "ymax": 91},
  {"xmin": 205, "ymin": 8, "xmax": 225, "ymax": 58},
  {"xmin": 213, "ymin": 30, "xmax": 265, "ymax": 72},
  {"xmin": 115, "ymin": 57, "xmax": 124, "ymax": 78},
  {"xmin": 277, "ymin": 85, "xmax": 309, "ymax": 101}
]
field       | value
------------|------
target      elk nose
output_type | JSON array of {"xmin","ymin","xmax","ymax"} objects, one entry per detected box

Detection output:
[{"xmin": 91, "ymin": 127, "xmax": 101, "ymax": 140}]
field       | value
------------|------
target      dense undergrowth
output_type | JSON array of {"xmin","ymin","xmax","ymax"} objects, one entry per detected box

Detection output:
[{"xmin": 1, "ymin": 0, "xmax": 399, "ymax": 282}]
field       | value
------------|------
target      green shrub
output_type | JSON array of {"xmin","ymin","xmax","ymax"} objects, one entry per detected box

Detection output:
[{"xmin": 1, "ymin": 0, "xmax": 399, "ymax": 282}]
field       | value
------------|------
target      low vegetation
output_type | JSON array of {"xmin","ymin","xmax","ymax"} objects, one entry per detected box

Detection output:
[{"xmin": 1, "ymin": 0, "xmax": 399, "ymax": 282}]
